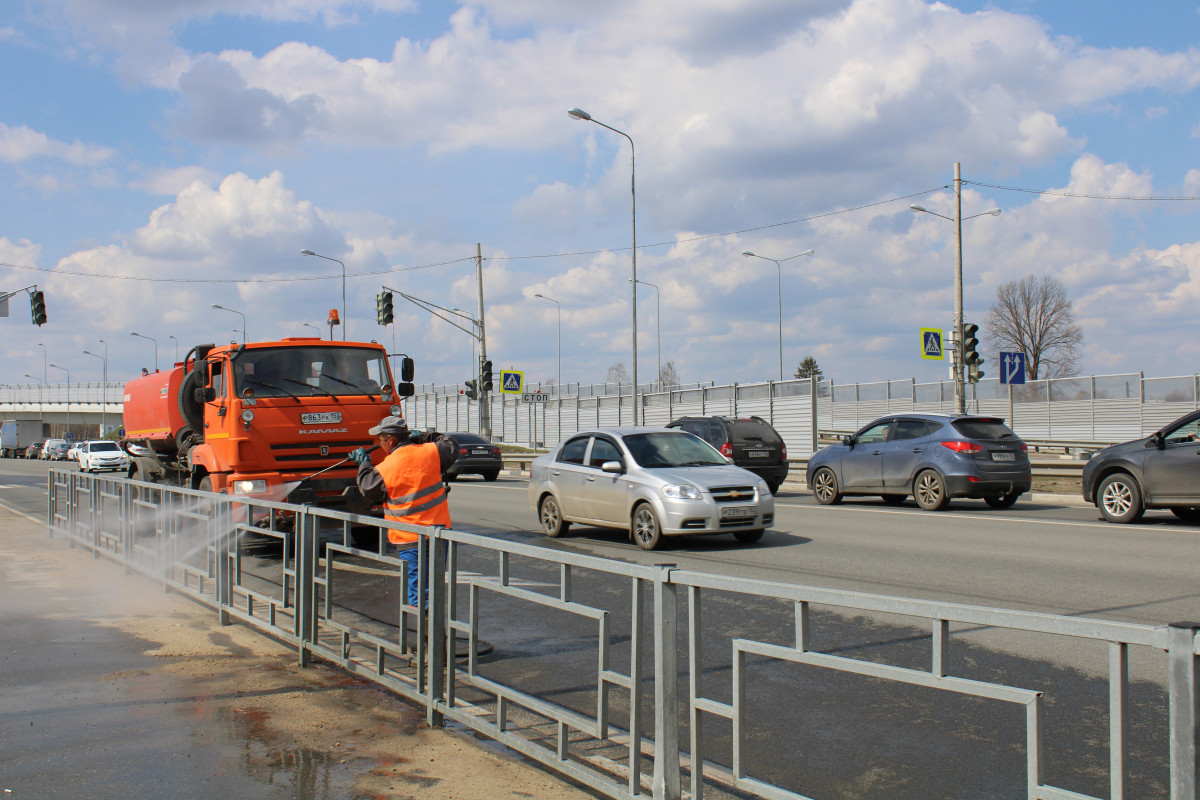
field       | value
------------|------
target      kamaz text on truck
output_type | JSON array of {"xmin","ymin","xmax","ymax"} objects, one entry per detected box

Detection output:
[{"xmin": 121, "ymin": 337, "xmax": 414, "ymax": 519}]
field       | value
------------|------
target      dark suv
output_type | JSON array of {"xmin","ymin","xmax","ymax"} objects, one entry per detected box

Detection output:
[{"xmin": 665, "ymin": 416, "xmax": 788, "ymax": 494}]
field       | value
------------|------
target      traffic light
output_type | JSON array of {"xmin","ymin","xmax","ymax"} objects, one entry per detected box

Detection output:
[
  {"xmin": 376, "ymin": 291, "xmax": 394, "ymax": 325},
  {"xmin": 464, "ymin": 379, "xmax": 479, "ymax": 401},
  {"xmin": 481, "ymin": 360, "xmax": 493, "ymax": 392},
  {"xmin": 29, "ymin": 291, "xmax": 46, "ymax": 326},
  {"xmin": 962, "ymin": 322, "xmax": 985, "ymax": 382}
]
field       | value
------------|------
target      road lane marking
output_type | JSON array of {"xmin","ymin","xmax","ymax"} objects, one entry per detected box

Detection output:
[{"xmin": 774, "ymin": 501, "xmax": 1116, "ymax": 530}]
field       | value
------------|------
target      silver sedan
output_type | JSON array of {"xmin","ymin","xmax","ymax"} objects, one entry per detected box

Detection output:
[{"xmin": 528, "ymin": 427, "xmax": 774, "ymax": 550}]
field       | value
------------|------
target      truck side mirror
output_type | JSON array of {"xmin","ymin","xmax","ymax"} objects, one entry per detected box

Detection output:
[
  {"xmin": 400, "ymin": 357, "xmax": 415, "ymax": 382},
  {"xmin": 397, "ymin": 383, "xmax": 415, "ymax": 398},
  {"xmin": 194, "ymin": 387, "xmax": 216, "ymax": 403}
]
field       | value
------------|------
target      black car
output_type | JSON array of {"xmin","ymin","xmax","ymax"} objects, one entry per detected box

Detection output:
[
  {"xmin": 805, "ymin": 413, "xmax": 1031, "ymax": 510},
  {"xmin": 665, "ymin": 415, "xmax": 788, "ymax": 494},
  {"xmin": 1081, "ymin": 409, "xmax": 1200, "ymax": 524},
  {"xmin": 445, "ymin": 433, "xmax": 503, "ymax": 481}
]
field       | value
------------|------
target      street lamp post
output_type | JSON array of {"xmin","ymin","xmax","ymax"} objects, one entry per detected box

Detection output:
[
  {"xmin": 568, "ymin": 107, "xmax": 639, "ymax": 423},
  {"xmin": 25, "ymin": 374, "xmax": 43, "ymax": 422},
  {"xmin": 48, "ymin": 363, "xmax": 70, "ymax": 439},
  {"xmin": 210, "ymin": 305, "xmax": 246, "ymax": 344},
  {"xmin": 533, "ymin": 293, "xmax": 562, "ymax": 393},
  {"xmin": 910, "ymin": 162, "xmax": 1001, "ymax": 414},
  {"xmin": 168, "ymin": 335, "xmax": 179, "ymax": 364},
  {"xmin": 630, "ymin": 279, "xmax": 661, "ymax": 386},
  {"xmin": 300, "ymin": 249, "xmax": 347, "ymax": 340},
  {"xmin": 741, "ymin": 249, "xmax": 815, "ymax": 382},
  {"xmin": 37, "ymin": 341, "xmax": 47, "ymax": 385},
  {"xmin": 129, "ymin": 331, "xmax": 159, "ymax": 372},
  {"xmin": 302, "ymin": 322, "xmax": 321, "ymax": 338},
  {"xmin": 82, "ymin": 349, "xmax": 107, "ymax": 437}
]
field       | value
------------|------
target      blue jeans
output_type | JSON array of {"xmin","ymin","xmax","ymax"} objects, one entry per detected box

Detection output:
[{"xmin": 390, "ymin": 542, "xmax": 424, "ymax": 608}]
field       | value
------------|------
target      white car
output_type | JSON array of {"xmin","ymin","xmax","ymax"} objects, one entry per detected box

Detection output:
[
  {"xmin": 67, "ymin": 442, "xmax": 81, "ymax": 461},
  {"xmin": 78, "ymin": 440, "xmax": 131, "ymax": 473}
]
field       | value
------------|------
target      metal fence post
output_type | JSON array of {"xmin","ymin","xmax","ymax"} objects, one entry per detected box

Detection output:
[
  {"xmin": 295, "ymin": 511, "xmax": 317, "ymax": 667},
  {"xmin": 653, "ymin": 565, "xmax": 681, "ymax": 800},
  {"xmin": 1169, "ymin": 622, "xmax": 1199, "ymax": 799},
  {"xmin": 427, "ymin": 531, "xmax": 449, "ymax": 728}
]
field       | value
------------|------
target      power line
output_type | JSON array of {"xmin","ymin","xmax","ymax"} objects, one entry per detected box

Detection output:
[{"xmin": 961, "ymin": 180, "xmax": 1200, "ymax": 202}]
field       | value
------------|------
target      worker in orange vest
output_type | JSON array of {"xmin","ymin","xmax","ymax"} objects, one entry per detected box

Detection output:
[{"xmin": 350, "ymin": 415, "xmax": 457, "ymax": 607}]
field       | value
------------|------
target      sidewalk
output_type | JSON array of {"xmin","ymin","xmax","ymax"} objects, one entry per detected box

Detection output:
[{"xmin": 0, "ymin": 505, "xmax": 599, "ymax": 800}]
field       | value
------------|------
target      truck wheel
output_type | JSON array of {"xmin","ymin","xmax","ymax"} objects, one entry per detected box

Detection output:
[{"xmin": 198, "ymin": 476, "xmax": 213, "ymax": 493}]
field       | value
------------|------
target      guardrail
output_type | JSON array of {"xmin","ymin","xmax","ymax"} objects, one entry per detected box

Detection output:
[
  {"xmin": 46, "ymin": 468, "xmax": 1199, "ymax": 800},
  {"xmin": 500, "ymin": 453, "xmax": 1089, "ymax": 483}
]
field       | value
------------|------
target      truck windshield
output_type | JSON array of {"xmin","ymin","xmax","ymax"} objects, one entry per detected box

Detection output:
[{"xmin": 233, "ymin": 346, "xmax": 391, "ymax": 399}]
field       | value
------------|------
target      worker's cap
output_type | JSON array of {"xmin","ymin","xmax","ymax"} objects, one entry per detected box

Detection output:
[{"xmin": 368, "ymin": 415, "xmax": 408, "ymax": 436}]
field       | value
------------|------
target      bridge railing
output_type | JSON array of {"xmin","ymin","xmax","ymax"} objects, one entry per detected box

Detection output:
[{"xmin": 46, "ymin": 468, "xmax": 1200, "ymax": 800}]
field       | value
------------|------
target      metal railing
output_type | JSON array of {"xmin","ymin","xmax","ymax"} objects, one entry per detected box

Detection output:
[{"xmin": 45, "ymin": 468, "xmax": 1200, "ymax": 799}]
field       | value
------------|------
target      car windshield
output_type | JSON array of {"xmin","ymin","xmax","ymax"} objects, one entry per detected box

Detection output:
[
  {"xmin": 232, "ymin": 346, "xmax": 391, "ymax": 399},
  {"xmin": 622, "ymin": 432, "xmax": 727, "ymax": 468},
  {"xmin": 951, "ymin": 418, "xmax": 1018, "ymax": 440},
  {"xmin": 90, "ymin": 442, "xmax": 120, "ymax": 452},
  {"xmin": 453, "ymin": 434, "xmax": 488, "ymax": 445},
  {"xmin": 730, "ymin": 419, "xmax": 781, "ymax": 443}
]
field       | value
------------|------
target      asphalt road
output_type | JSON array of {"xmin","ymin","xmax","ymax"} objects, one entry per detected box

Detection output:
[{"xmin": 5, "ymin": 458, "xmax": 1198, "ymax": 799}]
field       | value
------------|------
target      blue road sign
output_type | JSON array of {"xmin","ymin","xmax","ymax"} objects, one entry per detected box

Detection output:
[
  {"xmin": 1000, "ymin": 352, "xmax": 1026, "ymax": 385},
  {"xmin": 500, "ymin": 370, "xmax": 524, "ymax": 394}
]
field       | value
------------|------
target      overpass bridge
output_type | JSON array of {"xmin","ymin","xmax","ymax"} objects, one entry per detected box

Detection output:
[{"xmin": 0, "ymin": 382, "xmax": 125, "ymax": 440}]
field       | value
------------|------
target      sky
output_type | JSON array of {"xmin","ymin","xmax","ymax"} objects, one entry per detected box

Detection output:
[{"xmin": 2, "ymin": 0, "xmax": 1199, "ymax": 392}]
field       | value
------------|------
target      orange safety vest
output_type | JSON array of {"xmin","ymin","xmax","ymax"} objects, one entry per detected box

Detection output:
[{"xmin": 375, "ymin": 442, "xmax": 451, "ymax": 543}]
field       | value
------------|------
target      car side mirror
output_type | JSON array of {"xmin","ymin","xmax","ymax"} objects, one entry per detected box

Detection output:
[
  {"xmin": 842, "ymin": 435, "xmax": 854, "ymax": 447},
  {"xmin": 601, "ymin": 460, "xmax": 624, "ymax": 474},
  {"xmin": 1148, "ymin": 433, "xmax": 1164, "ymax": 449}
]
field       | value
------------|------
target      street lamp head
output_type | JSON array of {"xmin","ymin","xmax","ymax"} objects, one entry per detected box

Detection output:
[
  {"xmin": 567, "ymin": 107, "xmax": 592, "ymax": 121},
  {"xmin": 799, "ymin": 249, "xmax": 815, "ymax": 257},
  {"xmin": 909, "ymin": 204, "xmax": 928, "ymax": 213},
  {"xmin": 741, "ymin": 251, "xmax": 756, "ymax": 257},
  {"xmin": 300, "ymin": 249, "xmax": 317, "ymax": 256},
  {"xmin": 129, "ymin": 331, "xmax": 139, "ymax": 336},
  {"xmin": 211, "ymin": 304, "xmax": 223, "ymax": 310},
  {"xmin": 985, "ymin": 208, "xmax": 1002, "ymax": 216}
]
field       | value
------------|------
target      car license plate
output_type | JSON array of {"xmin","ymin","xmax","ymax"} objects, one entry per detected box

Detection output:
[
  {"xmin": 301, "ymin": 412, "xmax": 342, "ymax": 424},
  {"xmin": 991, "ymin": 451, "xmax": 1016, "ymax": 461},
  {"xmin": 720, "ymin": 506, "xmax": 756, "ymax": 519},
  {"xmin": 747, "ymin": 450, "xmax": 770, "ymax": 458},
  {"xmin": 471, "ymin": 448, "xmax": 490, "ymax": 455}
]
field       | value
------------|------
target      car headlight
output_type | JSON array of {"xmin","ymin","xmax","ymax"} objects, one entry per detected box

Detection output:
[
  {"xmin": 233, "ymin": 479, "xmax": 268, "ymax": 495},
  {"xmin": 662, "ymin": 483, "xmax": 702, "ymax": 500}
]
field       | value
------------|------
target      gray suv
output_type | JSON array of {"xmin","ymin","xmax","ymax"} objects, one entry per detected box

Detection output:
[
  {"xmin": 1081, "ymin": 409, "xmax": 1200, "ymax": 524},
  {"xmin": 805, "ymin": 413, "xmax": 1031, "ymax": 510}
]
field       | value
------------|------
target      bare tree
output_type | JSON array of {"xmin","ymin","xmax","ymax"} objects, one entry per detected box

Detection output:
[
  {"xmin": 985, "ymin": 275, "xmax": 1084, "ymax": 380},
  {"xmin": 793, "ymin": 355, "xmax": 824, "ymax": 381},
  {"xmin": 658, "ymin": 360, "xmax": 680, "ymax": 387},
  {"xmin": 606, "ymin": 362, "xmax": 630, "ymax": 384}
]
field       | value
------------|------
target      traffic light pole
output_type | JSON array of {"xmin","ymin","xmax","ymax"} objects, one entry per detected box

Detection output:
[{"xmin": 475, "ymin": 244, "xmax": 492, "ymax": 441}]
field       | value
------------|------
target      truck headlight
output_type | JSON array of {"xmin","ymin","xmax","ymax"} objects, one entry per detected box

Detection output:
[
  {"xmin": 389, "ymin": 404, "xmax": 402, "ymax": 416},
  {"xmin": 241, "ymin": 410, "xmax": 254, "ymax": 422},
  {"xmin": 662, "ymin": 483, "xmax": 702, "ymax": 500},
  {"xmin": 233, "ymin": 479, "xmax": 268, "ymax": 495}
]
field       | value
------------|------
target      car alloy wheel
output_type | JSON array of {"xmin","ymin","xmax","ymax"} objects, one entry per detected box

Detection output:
[
  {"xmin": 914, "ymin": 469, "xmax": 951, "ymax": 511},
  {"xmin": 1098, "ymin": 473, "xmax": 1144, "ymax": 524},
  {"xmin": 539, "ymin": 495, "xmax": 569, "ymax": 537},
  {"xmin": 631, "ymin": 503, "xmax": 663, "ymax": 550},
  {"xmin": 811, "ymin": 467, "xmax": 843, "ymax": 505}
]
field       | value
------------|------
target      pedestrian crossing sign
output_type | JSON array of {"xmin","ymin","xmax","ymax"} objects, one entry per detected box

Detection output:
[
  {"xmin": 920, "ymin": 328, "xmax": 944, "ymax": 360},
  {"xmin": 500, "ymin": 369, "xmax": 524, "ymax": 394}
]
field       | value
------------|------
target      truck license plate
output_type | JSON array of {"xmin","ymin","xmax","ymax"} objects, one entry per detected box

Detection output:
[
  {"xmin": 720, "ymin": 506, "xmax": 756, "ymax": 519},
  {"xmin": 301, "ymin": 412, "xmax": 342, "ymax": 424},
  {"xmin": 991, "ymin": 451, "xmax": 1016, "ymax": 461}
]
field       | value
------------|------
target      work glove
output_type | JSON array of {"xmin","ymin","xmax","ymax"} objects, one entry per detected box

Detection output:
[{"xmin": 348, "ymin": 447, "xmax": 372, "ymax": 468}]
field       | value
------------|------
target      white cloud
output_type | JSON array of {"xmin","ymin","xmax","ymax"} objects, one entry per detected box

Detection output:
[{"xmin": 0, "ymin": 123, "xmax": 114, "ymax": 166}]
